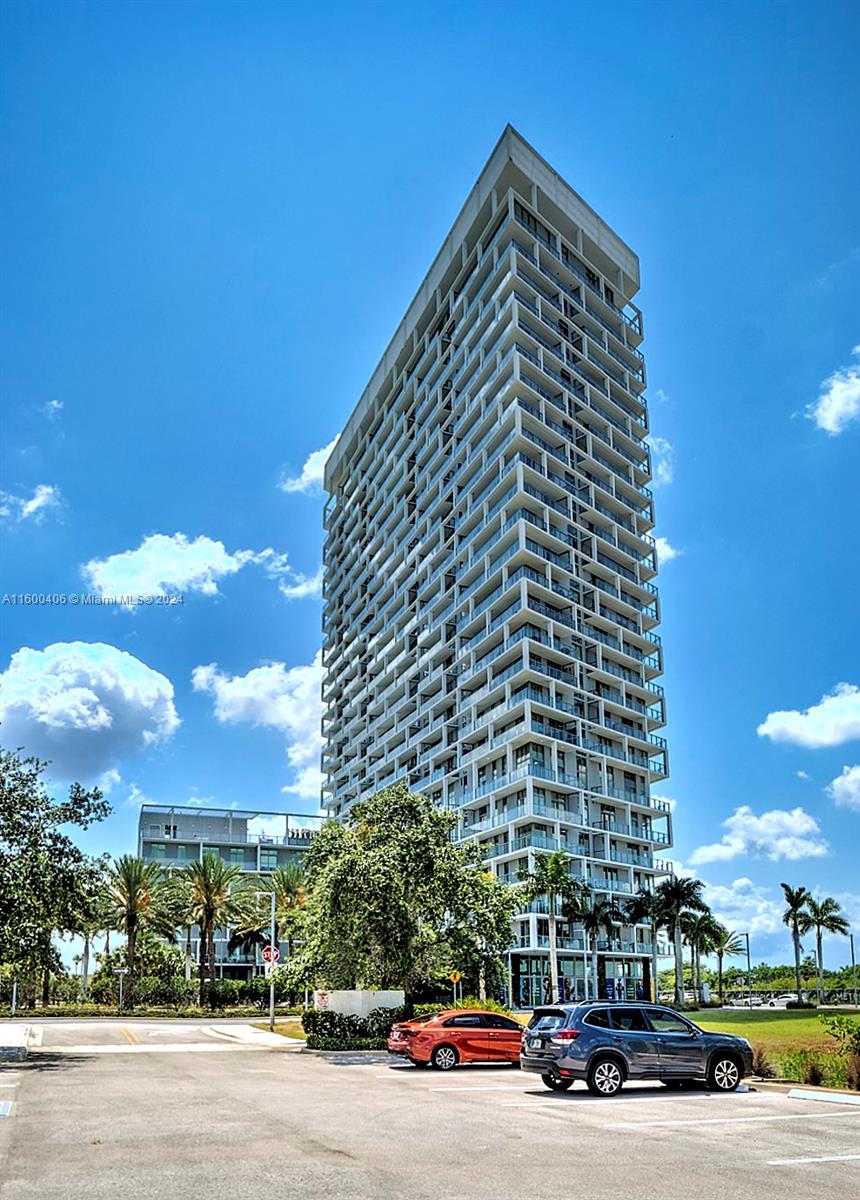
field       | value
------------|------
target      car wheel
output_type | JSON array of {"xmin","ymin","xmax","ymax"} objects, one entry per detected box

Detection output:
[
  {"xmin": 587, "ymin": 1057, "xmax": 624, "ymax": 1097},
  {"xmin": 541, "ymin": 1074, "xmax": 573, "ymax": 1092},
  {"xmin": 432, "ymin": 1044, "xmax": 459, "ymax": 1072},
  {"xmin": 708, "ymin": 1055, "xmax": 741, "ymax": 1092}
]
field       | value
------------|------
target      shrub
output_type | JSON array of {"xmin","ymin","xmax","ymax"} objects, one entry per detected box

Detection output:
[
  {"xmin": 204, "ymin": 979, "xmax": 242, "ymax": 1010},
  {"xmin": 306, "ymin": 1036, "xmax": 387, "ymax": 1051},
  {"xmin": 751, "ymin": 1045, "xmax": 775, "ymax": 1078},
  {"xmin": 846, "ymin": 1053, "xmax": 860, "ymax": 1091},
  {"xmin": 301, "ymin": 1006, "xmax": 405, "ymax": 1044},
  {"xmin": 786, "ymin": 1000, "xmax": 817, "ymax": 1010},
  {"xmin": 821, "ymin": 1014, "xmax": 860, "ymax": 1055},
  {"xmin": 804, "ymin": 1060, "xmax": 824, "ymax": 1086},
  {"xmin": 414, "ymin": 996, "xmax": 513, "ymax": 1018}
]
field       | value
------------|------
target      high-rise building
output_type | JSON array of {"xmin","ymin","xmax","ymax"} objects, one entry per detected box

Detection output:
[
  {"xmin": 138, "ymin": 803, "xmax": 321, "ymax": 979},
  {"xmin": 321, "ymin": 127, "xmax": 672, "ymax": 1007}
]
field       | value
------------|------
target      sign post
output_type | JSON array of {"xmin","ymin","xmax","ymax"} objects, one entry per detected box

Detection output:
[
  {"xmin": 448, "ymin": 970, "xmax": 461, "ymax": 1004},
  {"xmin": 262, "ymin": 898, "xmax": 279, "ymax": 1032}
]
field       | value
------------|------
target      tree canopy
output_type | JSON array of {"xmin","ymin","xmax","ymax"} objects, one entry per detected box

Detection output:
[
  {"xmin": 0, "ymin": 747, "xmax": 109, "ymax": 968},
  {"xmin": 289, "ymin": 782, "xmax": 517, "ymax": 995}
]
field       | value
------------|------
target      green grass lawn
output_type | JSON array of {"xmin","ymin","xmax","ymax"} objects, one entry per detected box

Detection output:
[
  {"xmin": 694, "ymin": 1008, "xmax": 849, "ymax": 1053},
  {"xmin": 253, "ymin": 1018, "xmax": 307, "ymax": 1041}
]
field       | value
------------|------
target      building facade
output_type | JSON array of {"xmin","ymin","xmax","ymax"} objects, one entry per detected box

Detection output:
[
  {"xmin": 138, "ymin": 803, "xmax": 321, "ymax": 979},
  {"xmin": 321, "ymin": 127, "xmax": 673, "ymax": 1006}
]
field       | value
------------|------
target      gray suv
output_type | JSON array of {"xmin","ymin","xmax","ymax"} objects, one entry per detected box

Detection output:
[{"xmin": 520, "ymin": 1002, "xmax": 753, "ymax": 1096}]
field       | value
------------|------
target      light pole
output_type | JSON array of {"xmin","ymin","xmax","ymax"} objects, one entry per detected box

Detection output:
[
  {"xmin": 744, "ymin": 932, "xmax": 752, "ymax": 1009},
  {"xmin": 850, "ymin": 932, "xmax": 857, "ymax": 1008}
]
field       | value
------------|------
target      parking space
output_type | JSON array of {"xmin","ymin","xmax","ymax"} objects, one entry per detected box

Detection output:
[{"xmin": 1, "ymin": 1039, "xmax": 857, "ymax": 1199}]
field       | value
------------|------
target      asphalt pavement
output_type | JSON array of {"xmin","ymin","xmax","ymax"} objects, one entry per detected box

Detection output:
[{"xmin": 0, "ymin": 1020, "xmax": 858, "ymax": 1199}]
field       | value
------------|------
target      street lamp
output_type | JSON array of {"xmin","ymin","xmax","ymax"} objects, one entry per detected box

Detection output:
[
  {"xmin": 743, "ymin": 932, "xmax": 752, "ymax": 1009},
  {"xmin": 255, "ymin": 890, "xmax": 277, "ymax": 1032},
  {"xmin": 850, "ymin": 932, "xmax": 858, "ymax": 1008}
]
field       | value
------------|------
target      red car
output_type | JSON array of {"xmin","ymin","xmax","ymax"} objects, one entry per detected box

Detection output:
[{"xmin": 387, "ymin": 1008, "xmax": 524, "ymax": 1071}]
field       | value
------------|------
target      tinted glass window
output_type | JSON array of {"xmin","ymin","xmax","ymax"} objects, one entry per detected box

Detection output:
[
  {"xmin": 583, "ymin": 1008, "xmax": 611, "ymax": 1028},
  {"xmin": 443, "ymin": 1014, "xmax": 485, "ymax": 1027},
  {"xmin": 527, "ymin": 1009, "xmax": 567, "ymax": 1031},
  {"xmin": 485, "ymin": 1014, "xmax": 523, "ymax": 1031},
  {"xmin": 646, "ymin": 1009, "xmax": 694, "ymax": 1035},
  {"xmin": 611, "ymin": 1008, "xmax": 650, "ymax": 1032}
]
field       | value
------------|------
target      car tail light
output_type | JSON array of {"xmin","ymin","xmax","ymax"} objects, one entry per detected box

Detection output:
[{"xmin": 550, "ymin": 1029, "xmax": 581, "ymax": 1044}]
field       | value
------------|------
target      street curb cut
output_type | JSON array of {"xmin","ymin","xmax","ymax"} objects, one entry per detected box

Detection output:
[{"xmin": 787, "ymin": 1087, "xmax": 860, "ymax": 1106}]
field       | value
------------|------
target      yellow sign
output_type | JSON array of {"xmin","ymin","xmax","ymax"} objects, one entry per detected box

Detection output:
[{"xmin": 448, "ymin": 971, "xmax": 461, "ymax": 984}]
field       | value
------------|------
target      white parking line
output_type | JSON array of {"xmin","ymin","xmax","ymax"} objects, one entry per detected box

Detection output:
[
  {"xmin": 768, "ymin": 1153, "xmax": 860, "ymax": 1166},
  {"xmin": 430, "ymin": 1085, "xmax": 538, "ymax": 1093},
  {"xmin": 606, "ymin": 1110, "xmax": 860, "ymax": 1130}
]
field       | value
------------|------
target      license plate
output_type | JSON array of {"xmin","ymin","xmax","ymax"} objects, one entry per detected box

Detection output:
[{"xmin": 528, "ymin": 1037, "xmax": 542, "ymax": 1050}]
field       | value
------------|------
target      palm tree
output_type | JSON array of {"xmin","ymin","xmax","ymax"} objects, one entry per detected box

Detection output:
[
  {"xmin": 781, "ymin": 883, "xmax": 812, "ymax": 1001},
  {"xmin": 576, "ymin": 894, "xmax": 623, "ymax": 1000},
  {"xmin": 711, "ymin": 926, "xmax": 745, "ymax": 1003},
  {"xmin": 519, "ymin": 851, "xmax": 585, "ymax": 1002},
  {"xmin": 799, "ymin": 896, "xmax": 849, "ymax": 1003},
  {"xmin": 681, "ymin": 911, "xmax": 722, "ymax": 1002},
  {"xmin": 182, "ymin": 852, "xmax": 256, "ymax": 1003},
  {"xmin": 624, "ymin": 887, "xmax": 667, "ymax": 1003},
  {"xmin": 656, "ymin": 876, "xmax": 708, "ymax": 1005},
  {"xmin": 271, "ymin": 863, "xmax": 307, "ymax": 957},
  {"xmin": 106, "ymin": 856, "xmax": 167, "ymax": 977}
]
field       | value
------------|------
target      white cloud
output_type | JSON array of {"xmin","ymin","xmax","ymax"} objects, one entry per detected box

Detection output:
[
  {"xmin": 757, "ymin": 682, "xmax": 860, "ymax": 749},
  {"xmin": 278, "ymin": 436, "xmax": 339, "ymax": 495},
  {"xmin": 827, "ymin": 765, "xmax": 860, "ymax": 812},
  {"xmin": 795, "ymin": 770, "xmax": 811, "ymax": 781},
  {"xmin": 192, "ymin": 651, "xmax": 323, "ymax": 800},
  {"xmin": 0, "ymin": 484, "xmax": 62, "ymax": 524},
  {"xmin": 43, "ymin": 400, "xmax": 63, "ymax": 418},
  {"xmin": 277, "ymin": 566, "xmax": 323, "ymax": 600},
  {"xmin": 805, "ymin": 345, "xmax": 860, "ymax": 434},
  {"xmin": 689, "ymin": 804, "xmax": 829, "ymax": 865},
  {"xmin": 0, "ymin": 642, "xmax": 179, "ymax": 780},
  {"xmin": 654, "ymin": 389, "xmax": 670, "ymax": 405},
  {"xmin": 96, "ymin": 768, "xmax": 122, "ymax": 796},
  {"xmin": 125, "ymin": 782, "xmax": 152, "ymax": 809},
  {"xmin": 647, "ymin": 436, "xmax": 674, "ymax": 486},
  {"xmin": 703, "ymin": 877, "xmax": 785, "ymax": 937},
  {"xmin": 654, "ymin": 536, "xmax": 682, "ymax": 565},
  {"xmin": 82, "ymin": 533, "xmax": 320, "ymax": 607}
]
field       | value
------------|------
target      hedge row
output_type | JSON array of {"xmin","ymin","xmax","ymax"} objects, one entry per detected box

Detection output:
[
  {"xmin": 306, "ymin": 1037, "xmax": 388, "ymax": 1051},
  {"xmin": 301, "ymin": 1006, "xmax": 405, "ymax": 1042}
]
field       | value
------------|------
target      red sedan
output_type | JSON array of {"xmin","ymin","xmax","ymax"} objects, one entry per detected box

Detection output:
[{"xmin": 387, "ymin": 1008, "xmax": 524, "ymax": 1071}]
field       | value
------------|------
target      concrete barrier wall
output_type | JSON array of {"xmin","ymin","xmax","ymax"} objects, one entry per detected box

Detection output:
[{"xmin": 313, "ymin": 990, "xmax": 404, "ymax": 1017}]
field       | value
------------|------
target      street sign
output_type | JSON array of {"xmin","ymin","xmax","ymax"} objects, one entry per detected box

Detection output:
[
  {"xmin": 262, "ymin": 946, "xmax": 280, "ymax": 964},
  {"xmin": 448, "ymin": 971, "xmax": 461, "ymax": 984}
]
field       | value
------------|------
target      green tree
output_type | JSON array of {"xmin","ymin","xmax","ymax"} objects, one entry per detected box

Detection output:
[
  {"xmin": 799, "ymin": 896, "xmax": 849, "ymax": 1003},
  {"xmin": 182, "ymin": 852, "xmax": 257, "ymax": 1003},
  {"xmin": 519, "ymin": 851, "xmax": 585, "ymax": 1003},
  {"xmin": 781, "ymin": 883, "xmax": 812, "ymax": 1001},
  {"xmin": 681, "ymin": 911, "xmax": 722, "ymax": 1002},
  {"xmin": 294, "ymin": 782, "xmax": 516, "ymax": 998},
  {"xmin": 625, "ymin": 887, "xmax": 668, "ymax": 1002},
  {"xmin": 106, "ymin": 856, "xmax": 171, "ymax": 978},
  {"xmin": 0, "ymin": 748, "xmax": 109, "ymax": 996},
  {"xmin": 573, "ymin": 893, "xmax": 623, "ymax": 1000},
  {"xmin": 656, "ymin": 876, "xmax": 708, "ymax": 1004},
  {"xmin": 711, "ymin": 926, "xmax": 745, "ymax": 1002}
]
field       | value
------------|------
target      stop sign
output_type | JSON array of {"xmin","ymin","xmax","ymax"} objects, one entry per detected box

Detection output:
[{"xmin": 262, "ymin": 946, "xmax": 280, "ymax": 963}]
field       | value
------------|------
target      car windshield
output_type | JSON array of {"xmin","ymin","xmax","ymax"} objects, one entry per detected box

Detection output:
[{"xmin": 527, "ymin": 1009, "xmax": 567, "ymax": 1031}]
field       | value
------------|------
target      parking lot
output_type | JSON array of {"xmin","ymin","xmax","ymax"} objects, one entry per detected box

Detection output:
[{"xmin": 0, "ymin": 1022, "xmax": 858, "ymax": 1199}]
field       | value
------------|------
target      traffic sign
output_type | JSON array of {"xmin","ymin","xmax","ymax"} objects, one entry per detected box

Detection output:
[
  {"xmin": 262, "ymin": 946, "xmax": 280, "ymax": 964},
  {"xmin": 448, "ymin": 971, "xmax": 461, "ymax": 984}
]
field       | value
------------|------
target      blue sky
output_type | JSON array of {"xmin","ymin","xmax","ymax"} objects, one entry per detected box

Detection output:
[{"xmin": 1, "ymin": 0, "xmax": 858, "ymax": 966}]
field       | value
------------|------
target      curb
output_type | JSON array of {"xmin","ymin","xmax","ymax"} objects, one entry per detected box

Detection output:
[{"xmin": 787, "ymin": 1087, "xmax": 860, "ymax": 1106}]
